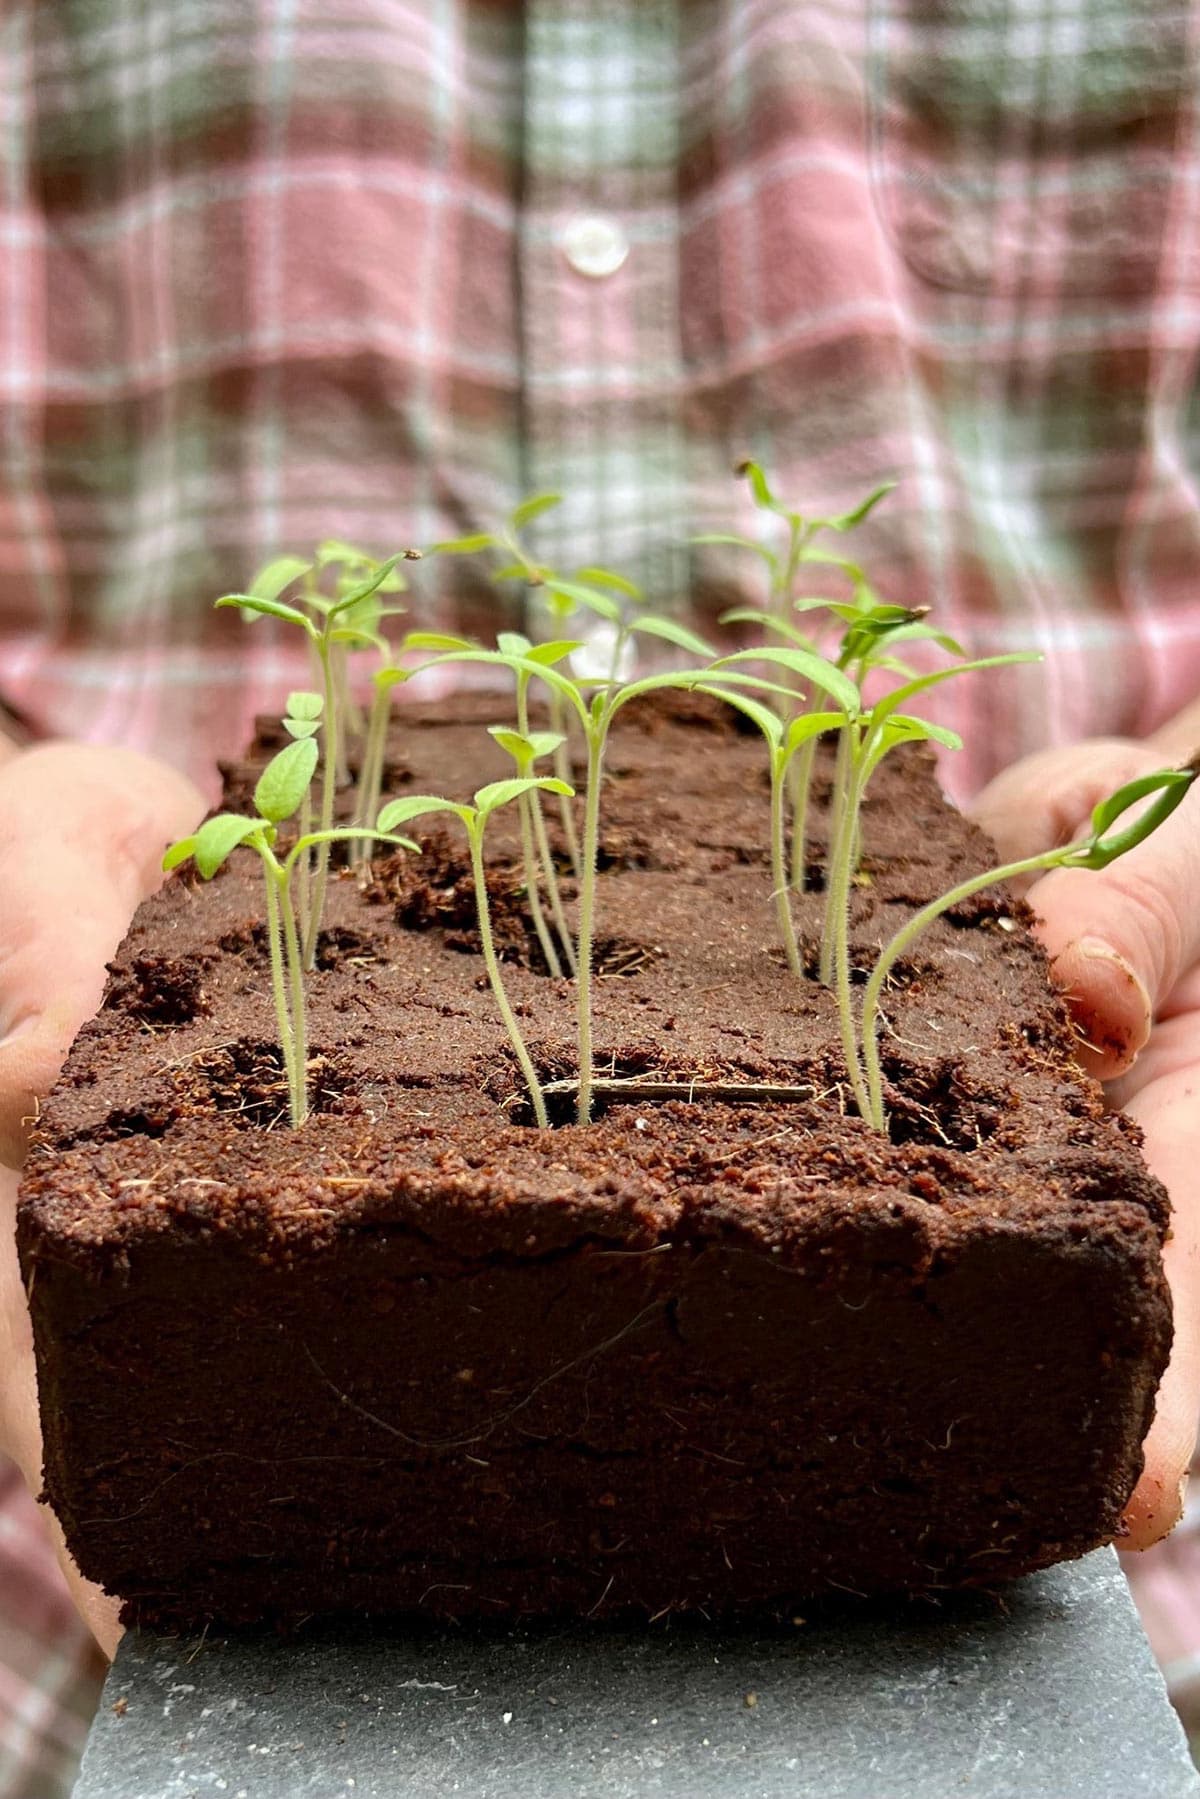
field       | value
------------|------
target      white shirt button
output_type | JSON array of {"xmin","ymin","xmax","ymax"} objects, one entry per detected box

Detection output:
[{"xmin": 561, "ymin": 214, "xmax": 630, "ymax": 279}]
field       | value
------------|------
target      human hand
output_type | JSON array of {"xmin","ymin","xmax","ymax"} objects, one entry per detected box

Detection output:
[
  {"xmin": 0, "ymin": 743, "xmax": 203, "ymax": 1656},
  {"xmin": 972, "ymin": 734, "xmax": 1200, "ymax": 1550}
]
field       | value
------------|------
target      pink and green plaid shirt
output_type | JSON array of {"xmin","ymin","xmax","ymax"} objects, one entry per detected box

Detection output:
[{"xmin": 4, "ymin": 1, "xmax": 1200, "ymax": 1791}]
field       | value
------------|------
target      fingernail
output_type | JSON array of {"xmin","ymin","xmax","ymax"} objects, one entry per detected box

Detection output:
[{"xmin": 1058, "ymin": 938, "xmax": 1153, "ymax": 1073}]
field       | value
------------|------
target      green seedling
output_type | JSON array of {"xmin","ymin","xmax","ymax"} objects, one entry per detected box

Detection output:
[
  {"xmin": 860, "ymin": 760, "xmax": 1200, "ymax": 1132},
  {"xmin": 488, "ymin": 724, "xmax": 577, "ymax": 978},
  {"xmin": 218, "ymin": 552, "xmax": 407, "ymax": 970},
  {"xmin": 282, "ymin": 690, "xmax": 323, "ymax": 938},
  {"xmin": 163, "ymin": 740, "xmax": 415, "ymax": 1129},
  {"xmin": 410, "ymin": 644, "xmax": 717, "ymax": 1124},
  {"xmin": 377, "ymin": 777, "xmax": 574, "ymax": 1129}
]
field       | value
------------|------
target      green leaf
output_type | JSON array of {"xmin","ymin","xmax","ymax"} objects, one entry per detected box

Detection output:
[
  {"xmin": 607, "ymin": 671, "xmax": 712, "ymax": 719},
  {"xmin": 286, "ymin": 690, "xmax": 323, "ymax": 721},
  {"xmin": 216, "ymin": 593, "xmax": 315, "ymax": 634},
  {"xmin": 162, "ymin": 835, "xmax": 198, "ymax": 873},
  {"xmin": 430, "ymin": 533, "xmax": 498, "ymax": 556},
  {"xmin": 1074, "ymin": 766, "xmax": 1197, "ymax": 868},
  {"xmin": 474, "ymin": 775, "xmax": 573, "ymax": 817},
  {"xmin": 376, "ymin": 794, "xmax": 470, "ymax": 832},
  {"xmin": 821, "ymin": 480, "xmax": 898, "ymax": 533},
  {"xmin": 542, "ymin": 579, "xmax": 623, "ymax": 623},
  {"xmin": 869, "ymin": 653, "xmax": 1041, "ymax": 730},
  {"xmin": 575, "ymin": 566, "xmax": 643, "ymax": 600},
  {"xmin": 327, "ymin": 626, "xmax": 389, "ymax": 654},
  {"xmin": 719, "ymin": 608, "xmax": 815, "ymax": 650},
  {"xmin": 285, "ymin": 827, "xmax": 418, "ymax": 873},
  {"xmin": 784, "ymin": 710, "xmax": 848, "ymax": 752},
  {"xmin": 522, "ymin": 638, "xmax": 583, "ymax": 666},
  {"xmin": 497, "ymin": 631, "xmax": 531, "ymax": 657},
  {"xmin": 373, "ymin": 664, "xmax": 410, "ymax": 693},
  {"xmin": 884, "ymin": 713, "xmax": 963, "ymax": 752},
  {"xmin": 316, "ymin": 538, "xmax": 371, "ymax": 570},
  {"xmin": 736, "ymin": 460, "xmax": 780, "ymax": 513},
  {"xmin": 693, "ymin": 533, "xmax": 780, "ymax": 575},
  {"xmin": 796, "ymin": 547, "xmax": 865, "ymax": 581},
  {"xmin": 248, "ymin": 556, "xmax": 312, "ymax": 603},
  {"xmin": 327, "ymin": 555, "xmax": 404, "ymax": 622},
  {"xmin": 713, "ymin": 647, "xmax": 860, "ymax": 715},
  {"xmin": 418, "ymin": 647, "xmax": 589, "ymax": 728},
  {"xmin": 402, "ymin": 630, "xmax": 477, "ymax": 653},
  {"xmin": 254, "ymin": 737, "xmax": 319, "ymax": 823},
  {"xmin": 511, "ymin": 492, "xmax": 562, "ymax": 529},
  {"xmin": 487, "ymin": 727, "xmax": 565, "ymax": 765},
  {"xmin": 629, "ymin": 615, "xmax": 716, "ymax": 658},
  {"xmin": 283, "ymin": 718, "xmax": 320, "ymax": 740},
  {"xmin": 192, "ymin": 813, "xmax": 266, "ymax": 879},
  {"xmin": 696, "ymin": 684, "xmax": 782, "ymax": 748}
]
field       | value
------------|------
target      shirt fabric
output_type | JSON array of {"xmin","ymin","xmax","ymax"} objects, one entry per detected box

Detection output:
[{"xmin": 4, "ymin": 2, "xmax": 1200, "ymax": 1790}]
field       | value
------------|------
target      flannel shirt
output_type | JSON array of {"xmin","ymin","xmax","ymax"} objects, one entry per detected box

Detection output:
[{"xmin": 4, "ymin": 1, "xmax": 1200, "ymax": 1790}]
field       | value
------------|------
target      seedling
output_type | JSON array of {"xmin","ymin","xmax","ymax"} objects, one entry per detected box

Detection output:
[
  {"xmin": 282, "ymin": 690, "xmax": 323, "ymax": 937},
  {"xmin": 163, "ymin": 741, "xmax": 415, "ymax": 1128},
  {"xmin": 488, "ymin": 725, "xmax": 576, "ymax": 977},
  {"xmin": 218, "ymin": 553, "xmax": 408, "ymax": 970},
  {"xmin": 860, "ymin": 760, "xmax": 1200, "ymax": 1132},
  {"xmin": 377, "ymin": 778, "xmax": 574, "ymax": 1129}
]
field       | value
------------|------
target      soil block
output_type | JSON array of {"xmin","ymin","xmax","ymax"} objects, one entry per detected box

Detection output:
[{"xmin": 17, "ymin": 694, "xmax": 1171, "ymax": 1630}]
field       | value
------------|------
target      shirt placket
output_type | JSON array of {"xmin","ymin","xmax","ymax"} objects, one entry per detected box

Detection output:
[{"xmin": 519, "ymin": 0, "xmax": 687, "ymax": 615}]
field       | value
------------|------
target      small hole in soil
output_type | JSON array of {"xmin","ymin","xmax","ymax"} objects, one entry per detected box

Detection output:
[
  {"xmin": 104, "ymin": 955, "xmax": 210, "ymax": 1027},
  {"xmin": 880, "ymin": 1065, "xmax": 1004, "ymax": 1151},
  {"xmin": 173, "ymin": 1041, "xmax": 356, "ymax": 1124},
  {"xmin": 314, "ymin": 926, "xmax": 388, "ymax": 971}
]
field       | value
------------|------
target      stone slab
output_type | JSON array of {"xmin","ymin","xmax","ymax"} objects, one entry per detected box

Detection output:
[{"xmin": 75, "ymin": 1550, "xmax": 1199, "ymax": 1798}]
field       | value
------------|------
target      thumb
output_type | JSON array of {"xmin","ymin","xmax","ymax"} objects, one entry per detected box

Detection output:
[
  {"xmin": 1025, "ymin": 788, "xmax": 1200, "ymax": 1084},
  {"xmin": 0, "ymin": 743, "xmax": 203, "ymax": 1163},
  {"xmin": 972, "ymin": 739, "xmax": 1199, "ymax": 1081}
]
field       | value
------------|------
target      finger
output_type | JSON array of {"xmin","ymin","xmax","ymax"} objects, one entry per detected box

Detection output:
[
  {"xmin": 0, "ymin": 745, "xmax": 202, "ymax": 1164},
  {"xmin": 0, "ymin": 1168, "xmax": 122, "ymax": 1657},
  {"xmin": 1116, "ymin": 1059, "xmax": 1200, "ymax": 1548},
  {"xmin": 1024, "ymin": 766, "xmax": 1200, "ymax": 1080},
  {"xmin": 970, "ymin": 738, "xmax": 1164, "ymax": 875}
]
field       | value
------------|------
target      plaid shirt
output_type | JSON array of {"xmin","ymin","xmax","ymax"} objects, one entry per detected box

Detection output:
[{"xmin": 4, "ymin": 1, "xmax": 1200, "ymax": 1789}]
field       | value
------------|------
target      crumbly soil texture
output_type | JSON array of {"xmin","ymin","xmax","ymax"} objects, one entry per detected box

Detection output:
[{"xmin": 18, "ymin": 694, "xmax": 1171, "ymax": 1630}]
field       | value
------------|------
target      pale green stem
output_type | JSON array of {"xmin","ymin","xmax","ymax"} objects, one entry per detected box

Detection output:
[
  {"xmin": 819, "ymin": 727, "xmax": 852, "ymax": 985},
  {"xmin": 331, "ymin": 643, "xmax": 353, "ymax": 784},
  {"xmin": 828, "ymin": 759, "xmax": 872, "ymax": 1124},
  {"xmin": 575, "ymin": 729, "xmax": 605, "ymax": 1125},
  {"xmin": 262, "ymin": 860, "xmax": 298, "ymax": 1120},
  {"xmin": 531, "ymin": 795, "xmax": 577, "ymax": 974},
  {"xmin": 296, "ymin": 788, "xmax": 313, "ymax": 943},
  {"xmin": 516, "ymin": 673, "xmax": 576, "ymax": 973},
  {"xmin": 468, "ymin": 824, "xmax": 549, "ymax": 1129},
  {"xmin": 519, "ymin": 791, "xmax": 563, "ymax": 977},
  {"xmin": 789, "ymin": 734, "xmax": 817, "ymax": 893},
  {"xmin": 549, "ymin": 689, "xmax": 581, "ymax": 877},
  {"xmin": 862, "ymin": 849, "xmax": 1059, "ymax": 1133},
  {"xmin": 279, "ymin": 864, "xmax": 310, "ymax": 1127},
  {"xmin": 303, "ymin": 639, "xmax": 338, "ymax": 969},
  {"xmin": 770, "ymin": 753, "xmax": 804, "ymax": 981},
  {"xmin": 352, "ymin": 686, "xmax": 390, "ymax": 870}
]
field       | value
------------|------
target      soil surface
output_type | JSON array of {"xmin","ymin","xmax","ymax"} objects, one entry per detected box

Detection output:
[{"xmin": 18, "ymin": 693, "xmax": 1172, "ymax": 1629}]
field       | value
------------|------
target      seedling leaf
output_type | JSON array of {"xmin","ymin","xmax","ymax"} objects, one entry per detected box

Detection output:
[
  {"xmin": 737, "ymin": 459, "xmax": 780, "ymax": 513},
  {"xmin": 193, "ymin": 813, "xmax": 265, "ymax": 879},
  {"xmin": 216, "ymin": 594, "xmax": 315, "ymax": 633},
  {"xmin": 714, "ymin": 647, "xmax": 860, "ymax": 715},
  {"xmin": 542, "ymin": 579, "xmax": 622, "ymax": 623},
  {"xmin": 474, "ymin": 776, "xmax": 574, "ymax": 817},
  {"xmin": 511, "ymin": 492, "xmax": 562, "ymax": 529},
  {"xmin": 255, "ymin": 738, "xmax": 320, "ymax": 823},
  {"xmin": 248, "ymin": 556, "xmax": 312, "ymax": 602},
  {"xmin": 430, "ymin": 533, "xmax": 497, "ymax": 556},
  {"xmin": 376, "ymin": 795, "xmax": 471, "ymax": 831},
  {"xmin": 630, "ymin": 616, "xmax": 716, "ymax": 658},
  {"xmin": 287, "ymin": 690, "xmax": 323, "ymax": 721},
  {"xmin": 696, "ymin": 684, "xmax": 782, "ymax": 747},
  {"xmin": 575, "ymin": 566, "xmax": 643, "ymax": 600},
  {"xmin": 824, "ymin": 481, "xmax": 897, "ymax": 532}
]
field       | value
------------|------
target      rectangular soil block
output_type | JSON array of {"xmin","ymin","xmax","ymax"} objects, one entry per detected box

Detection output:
[{"xmin": 17, "ymin": 695, "xmax": 1171, "ymax": 1628}]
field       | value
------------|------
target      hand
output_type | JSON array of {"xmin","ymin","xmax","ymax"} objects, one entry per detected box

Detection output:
[
  {"xmin": 972, "ymin": 734, "xmax": 1200, "ymax": 1550},
  {"xmin": 0, "ymin": 743, "xmax": 203, "ymax": 1656}
]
